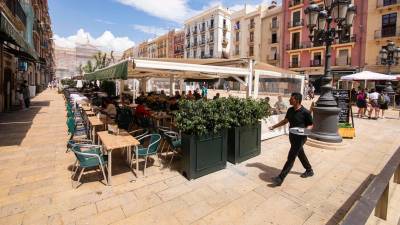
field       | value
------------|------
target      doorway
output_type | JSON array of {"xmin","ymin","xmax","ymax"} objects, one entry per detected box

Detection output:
[{"xmin": 3, "ymin": 68, "xmax": 12, "ymax": 111}]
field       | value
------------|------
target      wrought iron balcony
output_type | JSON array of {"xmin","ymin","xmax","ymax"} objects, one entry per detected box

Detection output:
[
  {"xmin": 374, "ymin": 27, "xmax": 400, "ymax": 39},
  {"xmin": 310, "ymin": 59, "xmax": 323, "ymax": 67},
  {"xmin": 289, "ymin": 62, "xmax": 300, "ymax": 68},
  {"xmin": 288, "ymin": 19, "xmax": 304, "ymax": 28},
  {"xmin": 270, "ymin": 22, "xmax": 279, "ymax": 30},
  {"xmin": 286, "ymin": 42, "xmax": 311, "ymax": 51},
  {"xmin": 5, "ymin": 0, "xmax": 27, "ymax": 27},
  {"xmin": 335, "ymin": 34, "xmax": 357, "ymax": 44}
]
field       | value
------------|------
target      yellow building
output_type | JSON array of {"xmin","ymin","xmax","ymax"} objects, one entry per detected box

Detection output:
[
  {"xmin": 261, "ymin": 3, "xmax": 283, "ymax": 66},
  {"xmin": 155, "ymin": 34, "xmax": 168, "ymax": 58},
  {"xmin": 364, "ymin": 0, "xmax": 400, "ymax": 74}
]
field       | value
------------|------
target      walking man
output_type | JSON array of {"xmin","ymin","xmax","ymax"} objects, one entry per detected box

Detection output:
[{"xmin": 269, "ymin": 92, "xmax": 314, "ymax": 186}]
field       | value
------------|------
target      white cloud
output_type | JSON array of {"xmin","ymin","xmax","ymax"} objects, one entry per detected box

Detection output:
[
  {"xmin": 132, "ymin": 24, "xmax": 168, "ymax": 36},
  {"xmin": 54, "ymin": 29, "xmax": 135, "ymax": 52},
  {"xmin": 116, "ymin": 0, "xmax": 194, "ymax": 23}
]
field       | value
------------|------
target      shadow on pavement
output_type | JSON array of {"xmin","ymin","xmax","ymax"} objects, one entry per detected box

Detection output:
[
  {"xmin": 325, "ymin": 174, "xmax": 375, "ymax": 225},
  {"xmin": 246, "ymin": 162, "xmax": 302, "ymax": 183},
  {"xmin": 0, "ymin": 101, "xmax": 51, "ymax": 147}
]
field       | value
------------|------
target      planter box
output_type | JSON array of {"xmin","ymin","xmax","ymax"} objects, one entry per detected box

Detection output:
[
  {"xmin": 338, "ymin": 127, "xmax": 355, "ymax": 138},
  {"xmin": 227, "ymin": 123, "xmax": 261, "ymax": 164},
  {"xmin": 181, "ymin": 130, "xmax": 227, "ymax": 180}
]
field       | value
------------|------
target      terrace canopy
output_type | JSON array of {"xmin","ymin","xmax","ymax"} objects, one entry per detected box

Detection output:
[
  {"xmin": 340, "ymin": 71, "xmax": 397, "ymax": 81},
  {"xmin": 84, "ymin": 58, "xmax": 303, "ymax": 98}
]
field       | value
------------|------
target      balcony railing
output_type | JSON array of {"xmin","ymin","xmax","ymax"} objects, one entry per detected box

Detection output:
[
  {"xmin": 5, "ymin": 0, "xmax": 27, "ymax": 27},
  {"xmin": 208, "ymin": 39, "xmax": 214, "ymax": 44},
  {"xmin": 310, "ymin": 59, "xmax": 323, "ymax": 67},
  {"xmin": 199, "ymin": 40, "xmax": 206, "ymax": 46},
  {"xmin": 335, "ymin": 34, "xmax": 357, "ymax": 44},
  {"xmin": 270, "ymin": 22, "xmax": 279, "ymax": 30},
  {"xmin": 286, "ymin": 42, "xmax": 312, "ymax": 51},
  {"xmin": 193, "ymin": 29, "xmax": 198, "ymax": 35},
  {"xmin": 376, "ymin": 0, "xmax": 400, "ymax": 8},
  {"xmin": 374, "ymin": 27, "xmax": 400, "ymax": 39},
  {"xmin": 186, "ymin": 32, "xmax": 190, "ymax": 37},
  {"xmin": 288, "ymin": 19, "xmax": 304, "ymax": 28},
  {"xmin": 200, "ymin": 27, "xmax": 206, "ymax": 33},
  {"xmin": 289, "ymin": 0, "xmax": 303, "ymax": 7},
  {"xmin": 289, "ymin": 62, "xmax": 300, "ymax": 68},
  {"xmin": 336, "ymin": 57, "xmax": 351, "ymax": 66},
  {"xmin": 268, "ymin": 55, "xmax": 280, "ymax": 61},
  {"xmin": 248, "ymin": 37, "xmax": 255, "ymax": 44},
  {"xmin": 209, "ymin": 24, "xmax": 214, "ymax": 30},
  {"xmin": 249, "ymin": 23, "xmax": 255, "ymax": 30}
]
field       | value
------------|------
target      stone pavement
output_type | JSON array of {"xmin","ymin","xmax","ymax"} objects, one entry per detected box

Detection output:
[{"xmin": 0, "ymin": 89, "xmax": 399, "ymax": 225}]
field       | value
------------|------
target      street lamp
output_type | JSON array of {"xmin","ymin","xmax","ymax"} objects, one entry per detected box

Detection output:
[
  {"xmin": 379, "ymin": 41, "xmax": 400, "ymax": 93},
  {"xmin": 304, "ymin": 0, "xmax": 356, "ymax": 143}
]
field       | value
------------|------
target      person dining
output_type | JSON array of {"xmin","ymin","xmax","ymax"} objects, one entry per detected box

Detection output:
[
  {"xmin": 98, "ymin": 98, "xmax": 117, "ymax": 123},
  {"xmin": 274, "ymin": 96, "xmax": 288, "ymax": 114}
]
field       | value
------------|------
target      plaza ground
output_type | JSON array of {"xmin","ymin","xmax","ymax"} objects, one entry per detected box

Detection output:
[{"xmin": 0, "ymin": 90, "xmax": 399, "ymax": 225}]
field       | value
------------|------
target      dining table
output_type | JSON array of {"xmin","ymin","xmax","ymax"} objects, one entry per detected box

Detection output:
[
  {"xmin": 87, "ymin": 116, "xmax": 105, "ymax": 142},
  {"xmin": 97, "ymin": 130, "xmax": 140, "ymax": 185}
]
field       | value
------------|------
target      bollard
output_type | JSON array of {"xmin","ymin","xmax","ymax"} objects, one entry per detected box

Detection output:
[{"xmin": 375, "ymin": 184, "xmax": 389, "ymax": 220}]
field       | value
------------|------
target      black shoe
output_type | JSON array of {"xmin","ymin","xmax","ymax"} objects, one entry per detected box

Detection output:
[
  {"xmin": 271, "ymin": 176, "xmax": 283, "ymax": 186},
  {"xmin": 300, "ymin": 170, "xmax": 314, "ymax": 178}
]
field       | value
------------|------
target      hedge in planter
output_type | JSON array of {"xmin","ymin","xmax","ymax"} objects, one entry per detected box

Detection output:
[
  {"xmin": 226, "ymin": 97, "xmax": 271, "ymax": 164},
  {"xmin": 175, "ymin": 99, "xmax": 230, "ymax": 180}
]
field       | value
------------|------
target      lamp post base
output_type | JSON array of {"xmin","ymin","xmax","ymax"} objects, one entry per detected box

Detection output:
[{"xmin": 309, "ymin": 106, "xmax": 342, "ymax": 143}]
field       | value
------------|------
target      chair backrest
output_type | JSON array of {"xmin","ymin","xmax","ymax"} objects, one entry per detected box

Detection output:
[
  {"xmin": 67, "ymin": 117, "xmax": 76, "ymax": 134},
  {"xmin": 147, "ymin": 134, "xmax": 161, "ymax": 154}
]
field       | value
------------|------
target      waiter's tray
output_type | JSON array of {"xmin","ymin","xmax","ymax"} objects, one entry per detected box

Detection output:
[{"xmin": 289, "ymin": 127, "xmax": 311, "ymax": 136}]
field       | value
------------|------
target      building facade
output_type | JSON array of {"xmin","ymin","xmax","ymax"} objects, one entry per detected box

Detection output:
[
  {"xmin": 0, "ymin": 0, "xmax": 54, "ymax": 112},
  {"xmin": 137, "ymin": 41, "xmax": 148, "ymax": 58},
  {"xmin": 155, "ymin": 34, "xmax": 168, "ymax": 58},
  {"xmin": 260, "ymin": 2, "xmax": 283, "ymax": 66},
  {"xmin": 173, "ymin": 30, "xmax": 185, "ymax": 58},
  {"xmin": 184, "ymin": 6, "xmax": 232, "ymax": 59},
  {"xmin": 282, "ymin": 0, "xmax": 367, "ymax": 89},
  {"xmin": 54, "ymin": 46, "xmax": 76, "ymax": 79},
  {"xmin": 364, "ymin": 0, "xmax": 400, "ymax": 75}
]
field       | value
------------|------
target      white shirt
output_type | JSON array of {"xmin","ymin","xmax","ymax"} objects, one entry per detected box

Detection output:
[{"xmin": 369, "ymin": 92, "xmax": 379, "ymax": 100}]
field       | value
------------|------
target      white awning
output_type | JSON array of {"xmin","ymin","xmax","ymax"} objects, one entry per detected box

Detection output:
[{"xmin": 340, "ymin": 71, "xmax": 397, "ymax": 81}]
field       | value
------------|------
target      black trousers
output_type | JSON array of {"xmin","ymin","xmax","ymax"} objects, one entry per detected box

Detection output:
[
  {"xmin": 279, "ymin": 133, "xmax": 312, "ymax": 179},
  {"xmin": 24, "ymin": 98, "xmax": 30, "ymax": 108}
]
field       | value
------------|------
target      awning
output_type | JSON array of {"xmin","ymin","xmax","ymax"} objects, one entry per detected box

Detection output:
[
  {"xmin": 84, "ymin": 60, "xmax": 128, "ymax": 81},
  {"xmin": 0, "ymin": 13, "xmax": 38, "ymax": 60}
]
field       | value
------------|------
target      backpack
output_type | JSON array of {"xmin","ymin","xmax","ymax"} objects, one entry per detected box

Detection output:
[{"xmin": 378, "ymin": 94, "xmax": 385, "ymax": 105}]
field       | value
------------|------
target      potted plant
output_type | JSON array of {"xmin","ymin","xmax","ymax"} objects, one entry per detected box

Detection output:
[
  {"xmin": 338, "ymin": 123, "xmax": 355, "ymax": 138},
  {"xmin": 174, "ymin": 99, "xmax": 231, "ymax": 180},
  {"xmin": 226, "ymin": 97, "xmax": 271, "ymax": 164}
]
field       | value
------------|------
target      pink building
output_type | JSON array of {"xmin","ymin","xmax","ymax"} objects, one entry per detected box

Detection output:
[{"xmin": 282, "ymin": 0, "xmax": 368, "ymax": 90}]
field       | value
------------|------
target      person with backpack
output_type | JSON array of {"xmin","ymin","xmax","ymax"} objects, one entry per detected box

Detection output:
[{"xmin": 379, "ymin": 91, "xmax": 390, "ymax": 119}]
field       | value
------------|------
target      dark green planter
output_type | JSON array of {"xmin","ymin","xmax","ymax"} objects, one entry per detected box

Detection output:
[
  {"xmin": 181, "ymin": 130, "xmax": 227, "ymax": 180},
  {"xmin": 227, "ymin": 122, "xmax": 261, "ymax": 164}
]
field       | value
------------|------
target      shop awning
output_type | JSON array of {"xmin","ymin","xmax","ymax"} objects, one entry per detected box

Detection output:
[
  {"xmin": 0, "ymin": 12, "xmax": 38, "ymax": 60},
  {"xmin": 84, "ymin": 60, "xmax": 128, "ymax": 81}
]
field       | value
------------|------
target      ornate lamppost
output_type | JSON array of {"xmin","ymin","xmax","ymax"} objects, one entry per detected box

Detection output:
[
  {"xmin": 379, "ymin": 41, "xmax": 400, "ymax": 93},
  {"xmin": 304, "ymin": 0, "xmax": 356, "ymax": 143}
]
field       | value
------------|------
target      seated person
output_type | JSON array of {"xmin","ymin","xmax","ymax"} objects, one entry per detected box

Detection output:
[
  {"xmin": 169, "ymin": 97, "xmax": 179, "ymax": 111},
  {"xmin": 186, "ymin": 91, "xmax": 195, "ymax": 100},
  {"xmin": 135, "ymin": 100, "xmax": 151, "ymax": 118},
  {"xmin": 213, "ymin": 93, "xmax": 220, "ymax": 100},
  {"xmin": 100, "ymin": 99, "xmax": 117, "ymax": 121},
  {"xmin": 175, "ymin": 91, "xmax": 181, "ymax": 100},
  {"xmin": 273, "ymin": 96, "xmax": 288, "ymax": 114}
]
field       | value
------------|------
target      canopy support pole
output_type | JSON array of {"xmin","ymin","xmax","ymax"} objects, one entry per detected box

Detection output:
[
  {"xmin": 231, "ymin": 75, "xmax": 247, "ymax": 86},
  {"xmin": 119, "ymin": 80, "xmax": 125, "ymax": 102},
  {"xmin": 170, "ymin": 75, "xmax": 175, "ymax": 97},
  {"xmin": 253, "ymin": 70, "xmax": 260, "ymax": 99},
  {"xmin": 180, "ymin": 79, "xmax": 185, "ymax": 92},
  {"xmin": 300, "ymin": 75, "xmax": 305, "ymax": 98},
  {"xmin": 246, "ymin": 59, "xmax": 254, "ymax": 98}
]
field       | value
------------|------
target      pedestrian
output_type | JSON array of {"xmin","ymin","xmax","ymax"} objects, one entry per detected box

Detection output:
[
  {"xmin": 201, "ymin": 83, "xmax": 208, "ymax": 99},
  {"xmin": 350, "ymin": 88, "xmax": 357, "ymax": 105},
  {"xmin": 268, "ymin": 92, "xmax": 314, "ymax": 186},
  {"xmin": 368, "ymin": 88, "xmax": 380, "ymax": 119},
  {"xmin": 379, "ymin": 91, "xmax": 390, "ymax": 119},
  {"xmin": 356, "ymin": 88, "xmax": 367, "ymax": 118},
  {"xmin": 20, "ymin": 80, "xmax": 30, "ymax": 109}
]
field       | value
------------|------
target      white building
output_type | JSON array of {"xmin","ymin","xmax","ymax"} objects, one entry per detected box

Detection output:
[
  {"xmin": 54, "ymin": 47, "xmax": 77, "ymax": 79},
  {"xmin": 184, "ymin": 5, "xmax": 232, "ymax": 59}
]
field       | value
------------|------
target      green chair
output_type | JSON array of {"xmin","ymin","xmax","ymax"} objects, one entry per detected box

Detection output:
[
  {"xmin": 163, "ymin": 131, "xmax": 182, "ymax": 167},
  {"xmin": 131, "ymin": 134, "xmax": 161, "ymax": 176},
  {"xmin": 71, "ymin": 145, "xmax": 108, "ymax": 187}
]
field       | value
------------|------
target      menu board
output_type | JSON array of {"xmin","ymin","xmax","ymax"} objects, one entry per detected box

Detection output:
[{"xmin": 332, "ymin": 89, "xmax": 351, "ymax": 123}]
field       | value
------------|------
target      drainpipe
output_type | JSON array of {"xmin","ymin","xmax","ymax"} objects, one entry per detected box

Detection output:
[{"xmin": 0, "ymin": 41, "xmax": 3, "ymax": 112}]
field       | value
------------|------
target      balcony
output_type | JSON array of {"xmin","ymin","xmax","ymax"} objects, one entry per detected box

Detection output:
[
  {"xmin": 270, "ymin": 22, "xmax": 279, "ymax": 30},
  {"xmin": 209, "ymin": 24, "xmax": 214, "ymax": 30},
  {"xmin": 286, "ymin": 42, "xmax": 311, "ymax": 51},
  {"xmin": 267, "ymin": 55, "xmax": 280, "ymax": 63},
  {"xmin": 199, "ymin": 40, "xmax": 206, "ymax": 46},
  {"xmin": 374, "ymin": 27, "xmax": 400, "ymax": 39},
  {"xmin": 336, "ymin": 57, "xmax": 351, "ymax": 66},
  {"xmin": 310, "ymin": 59, "xmax": 323, "ymax": 67},
  {"xmin": 193, "ymin": 29, "xmax": 198, "ymax": 35},
  {"xmin": 268, "ymin": 38, "xmax": 278, "ymax": 44},
  {"xmin": 186, "ymin": 32, "xmax": 190, "ymax": 37},
  {"xmin": 208, "ymin": 39, "xmax": 214, "ymax": 44},
  {"xmin": 5, "ymin": 0, "xmax": 27, "ymax": 27},
  {"xmin": 288, "ymin": 19, "xmax": 304, "ymax": 28},
  {"xmin": 376, "ymin": 0, "xmax": 400, "ymax": 9},
  {"xmin": 200, "ymin": 27, "xmax": 206, "ymax": 33},
  {"xmin": 222, "ymin": 39, "xmax": 228, "ymax": 48},
  {"xmin": 249, "ymin": 23, "xmax": 255, "ymax": 30},
  {"xmin": 335, "ymin": 34, "xmax": 357, "ymax": 44},
  {"xmin": 186, "ymin": 44, "xmax": 190, "ymax": 49},
  {"xmin": 289, "ymin": 62, "xmax": 300, "ymax": 68},
  {"xmin": 289, "ymin": 0, "xmax": 303, "ymax": 8}
]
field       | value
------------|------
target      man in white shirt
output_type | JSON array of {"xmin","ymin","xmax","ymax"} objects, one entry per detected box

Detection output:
[{"xmin": 368, "ymin": 89, "xmax": 380, "ymax": 119}]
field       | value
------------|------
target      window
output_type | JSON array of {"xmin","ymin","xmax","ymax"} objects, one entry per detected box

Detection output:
[
  {"xmin": 210, "ymin": 19, "xmax": 214, "ymax": 28},
  {"xmin": 382, "ymin": 13, "xmax": 397, "ymax": 37},
  {"xmin": 201, "ymin": 35, "xmax": 205, "ymax": 43},
  {"xmin": 187, "ymin": 51, "xmax": 190, "ymax": 58},
  {"xmin": 193, "ymin": 50, "xmax": 197, "ymax": 58},
  {"xmin": 235, "ymin": 45, "xmax": 240, "ymax": 55},
  {"xmin": 201, "ymin": 50, "xmax": 205, "ymax": 58},
  {"xmin": 312, "ymin": 52, "xmax": 322, "ymax": 66},
  {"xmin": 270, "ymin": 47, "xmax": 277, "ymax": 60},
  {"xmin": 202, "ymin": 22, "xmax": 205, "ymax": 31},
  {"xmin": 272, "ymin": 17, "xmax": 278, "ymax": 29},
  {"xmin": 235, "ymin": 21, "xmax": 240, "ymax": 30},
  {"xmin": 223, "ymin": 19, "xmax": 226, "ymax": 27},
  {"xmin": 337, "ymin": 49, "xmax": 350, "ymax": 66},
  {"xmin": 271, "ymin": 33, "xmax": 277, "ymax": 43},
  {"xmin": 250, "ymin": 18, "xmax": 255, "ymax": 29},
  {"xmin": 236, "ymin": 32, "xmax": 240, "ymax": 42},
  {"xmin": 250, "ymin": 32, "xmax": 254, "ymax": 42},
  {"xmin": 249, "ymin": 46, "xmax": 254, "ymax": 56},
  {"xmin": 209, "ymin": 48, "xmax": 214, "ymax": 57},
  {"xmin": 291, "ymin": 32, "xmax": 300, "ymax": 49},
  {"xmin": 383, "ymin": 0, "xmax": 397, "ymax": 6},
  {"xmin": 291, "ymin": 55, "xmax": 299, "ymax": 68},
  {"xmin": 292, "ymin": 11, "xmax": 301, "ymax": 26}
]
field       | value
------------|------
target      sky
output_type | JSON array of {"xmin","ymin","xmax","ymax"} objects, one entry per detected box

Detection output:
[{"xmin": 49, "ymin": 0, "xmax": 281, "ymax": 53}]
